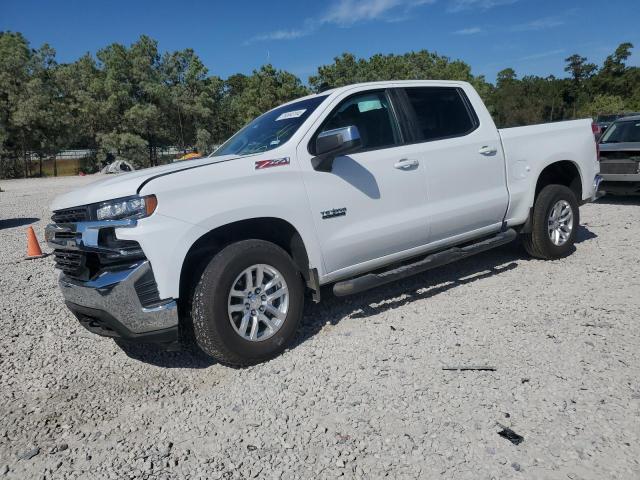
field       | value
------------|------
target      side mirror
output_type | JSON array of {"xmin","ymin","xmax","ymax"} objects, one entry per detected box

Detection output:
[{"xmin": 311, "ymin": 125, "xmax": 361, "ymax": 172}]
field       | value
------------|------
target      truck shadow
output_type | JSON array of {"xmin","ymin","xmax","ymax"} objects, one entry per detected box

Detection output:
[
  {"xmin": 115, "ymin": 340, "xmax": 216, "ymax": 369},
  {"xmin": 575, "ymin": 224, "xmax": 597, "ymax": 244},
  {"xmin": 0, "ymin": 217, "xmax": 39, "ymax": 230},
  {"xmin": 115, "ymin": 226, "xmax": 596, "ymax": 368},
  {"xmin": 294, "ymin": 226, "xmax": 597, "ymax": 347},
  {"xmin": 595, "ymin": 195, "xmax": 640, "ymax": 205}
]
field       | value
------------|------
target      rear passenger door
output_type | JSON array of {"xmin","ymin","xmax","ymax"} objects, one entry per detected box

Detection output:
[{"xmin": 398, "ymin": 86, "xmax": 509, "ymax": 242}]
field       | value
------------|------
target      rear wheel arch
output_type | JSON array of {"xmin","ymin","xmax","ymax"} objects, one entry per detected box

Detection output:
[
  {"xmin": 535, "ymin": 160, "xmax": 583, "ymax": 202},
  {"xmin": 520, "ymin": 160, "xmax": 583, "ymax": 234}
]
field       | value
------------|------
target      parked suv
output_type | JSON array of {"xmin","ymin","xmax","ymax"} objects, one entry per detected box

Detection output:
[
  {"xmin": 598, "ymin": 114, "xmax": 640, "ymax": 195},
  {"xmin": 47, "ymin": 81, "xmax": 600, "ymax": 366}
]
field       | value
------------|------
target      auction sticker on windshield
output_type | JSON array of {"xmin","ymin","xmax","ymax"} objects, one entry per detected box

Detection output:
[{"xmin": 276, "ymin": 109, "xmax": 306, "ymax": 121}]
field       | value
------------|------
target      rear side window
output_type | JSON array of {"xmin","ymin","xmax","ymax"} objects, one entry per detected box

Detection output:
[{"xmin": 404, "ymin": 87, "xmax": 477, "ymax": 142}]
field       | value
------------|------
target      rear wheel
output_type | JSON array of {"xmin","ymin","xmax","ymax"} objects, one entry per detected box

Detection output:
[
  {"xmin": 191, "ymin": 239, "xmax": 304, "ymax": 366},
  {"xmin": 522, "ymin": 184, "xmax": 579, "ymax": 259}
]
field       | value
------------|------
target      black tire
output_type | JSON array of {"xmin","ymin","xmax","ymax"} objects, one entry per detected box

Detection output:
[
  {"xmin": 522, "ymin": 184, "xmax": 579, "ymax": 259},
  {"xmin": 191, "ymin": 239, "xmax": 304, "ymax": 366}
]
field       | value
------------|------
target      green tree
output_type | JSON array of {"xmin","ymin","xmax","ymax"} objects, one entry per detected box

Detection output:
[
  {"xmin": 229, "ymin": 64, "xmax": 308, "ymax": 128},
  {"xmin": 3, "ymin": 33, "xmax": 640, "ymax": 179},
  {"xmin": 564, "ymin": 54, "xmax": 597, "ymax": 117},
  {"xmin": 602, "ymin": 42, "xmax": 633, "ymax": 77},
  {"xmin": 0, "ymin": 32, "xmax": 31, "ymax": 177},
  {"xmin": 595, "ymin": 42, "xmax": 639, "ymax": 100},
  {"xmin": 579, "ymin": 94, "xmax": 626, "ymax": 118},
  {"xmin": 309, "ymin": 50, "xmax": 487, "ymax": 92},
  {"xmin": 161, "ymin": 48, "xmax": 224, "ymax": 153}
]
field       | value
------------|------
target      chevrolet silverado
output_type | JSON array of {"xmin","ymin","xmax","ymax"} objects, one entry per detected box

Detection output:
[{"xmin": 46, "ymin": 80, "xmax": 601, "ymax": 366}]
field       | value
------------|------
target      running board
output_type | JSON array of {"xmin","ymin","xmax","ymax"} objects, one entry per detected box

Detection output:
[{"xmin": 333, "ymin": 229, "xmax": 517, "ymax": 297}]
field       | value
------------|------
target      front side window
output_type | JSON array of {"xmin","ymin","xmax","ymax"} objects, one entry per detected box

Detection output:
[
  {"xmin": 214, "ymin": 95, "xmax": 328, "ymax": 157},
  {"xmin": 600, "ymin": 119, "xmax": 640, "ymax": 143},
  {"xmin": 316, "ymin": 91, "xmax": 400, "ymax": 152},
  {"xmin": 404, "ymin": 87, "xmax": 477, "ymax": 142}
]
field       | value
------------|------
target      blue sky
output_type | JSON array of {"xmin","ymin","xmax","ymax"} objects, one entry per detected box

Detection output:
[{"xmin": 2, "ymin": 0, "xmax": 639, "ymax": 84}]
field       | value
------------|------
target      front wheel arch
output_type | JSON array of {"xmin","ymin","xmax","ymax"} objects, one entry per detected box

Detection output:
[{"xmin": 178, "ymin": 217, "xmax": 311, "ymax": 305}]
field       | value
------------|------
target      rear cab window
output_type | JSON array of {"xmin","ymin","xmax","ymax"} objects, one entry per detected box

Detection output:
[{"xmin": 402, "ymin": 87, "xmax": 478, "ymax": 142}]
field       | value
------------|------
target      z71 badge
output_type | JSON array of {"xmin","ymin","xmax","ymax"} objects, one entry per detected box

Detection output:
[
  {"xmin": 255, "ymin": 157, "xmax": 290, "ymax": 170},
  {"xmin": 321, "ymin": 207, "xmax": 347, "ymax": 219}
]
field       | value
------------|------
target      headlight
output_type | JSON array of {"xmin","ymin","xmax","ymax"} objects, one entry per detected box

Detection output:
[{"xmin": 96, "ymin": 195, "xmax": 157, "ymax": 221}]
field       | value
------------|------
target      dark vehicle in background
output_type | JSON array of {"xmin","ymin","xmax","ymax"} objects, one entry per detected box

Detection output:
[
  {"xmin": 599, "ymin": 115, "xmax": 640, "ymax": 195},
  {"xmin": 595, "ymin": 113, "xmax": 640, "ymax": 138}
]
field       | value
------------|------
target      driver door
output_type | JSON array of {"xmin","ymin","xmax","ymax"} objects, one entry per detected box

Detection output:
[{"xmin": 297, "ymin": 89, "xmax": 430, "ymax": 275}]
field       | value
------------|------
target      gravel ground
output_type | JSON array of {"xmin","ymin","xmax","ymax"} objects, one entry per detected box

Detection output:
[{"xmin": 1, "ymin": 175, "xmax": 639, "ymax": 479}]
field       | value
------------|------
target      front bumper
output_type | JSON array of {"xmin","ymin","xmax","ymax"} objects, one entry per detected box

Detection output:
[
  {"xmin": 46, "ymin": 218, "xmax": 179, "ymax": 343},
  {"xmin": 59, "ymin": 261, "xmax": 179, "ymax": 342},
  {"xmin": 59, "ymin": 260, "xmax": 179, "ymax": 341}
]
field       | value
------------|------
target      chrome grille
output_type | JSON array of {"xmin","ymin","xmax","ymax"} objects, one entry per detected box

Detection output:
[
  {"xmin": 53, "ymin": 249, "xmax": 85, "ymax": 277},
  {"xmin": 51, "ymin": 207, "xmax": 89, "ymax": 223},
  {"xmin": 599, "ymin": 162, "xmax": 639, "ymax": 175},
  {"xmin": 599, "ymin": 150, "xmax": 640, "ymax": 160},
  {"xmin": 54, "ymin": 231, "xmax": 77, "ymax": 240}
]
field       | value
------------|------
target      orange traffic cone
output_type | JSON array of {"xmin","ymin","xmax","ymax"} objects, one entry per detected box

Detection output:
[{"xmin": 26, "ymin": 226, "xmax": 46, "ymax": 259}]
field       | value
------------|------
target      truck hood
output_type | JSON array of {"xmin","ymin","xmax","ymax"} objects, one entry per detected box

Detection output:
[{"xmin": 50, "ymin": 155, "xmax": 237, "ymax": 211}]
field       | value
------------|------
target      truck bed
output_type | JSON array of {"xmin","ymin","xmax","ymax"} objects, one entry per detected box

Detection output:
[{"xmin": 499, "ymin": 119, "xmax": 599, "ymax": 226}]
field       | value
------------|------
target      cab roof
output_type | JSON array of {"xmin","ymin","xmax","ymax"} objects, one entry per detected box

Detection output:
[{"xmin": 279, "ymin": 80, "xmax": 472, "ymax": 108}]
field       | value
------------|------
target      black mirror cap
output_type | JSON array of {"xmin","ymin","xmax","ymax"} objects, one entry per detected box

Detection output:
[{"xmin": 312, "ymin": 126, "xmax": 361, "ymax": 172}]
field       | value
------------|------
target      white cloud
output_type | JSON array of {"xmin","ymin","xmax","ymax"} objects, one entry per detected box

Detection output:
[
  {"xmin": 519, "ymin": 49, "xmax": 565, "ymax": 61},
  {"xmin": 448, "ymin": 0, "xmax": 518, "ymax": 13},
  {"xmin": 250, "ymin": 29, "xmax": 308, "ymax": 42},
  {"xmin": 453, "ymin": 27, "xmax": 483, "ymax": 35},
  {"xmin": 511, "ymin": 16, "xmax": 565, "ymax": 32},
  {"xmin": 324, "ymin": 0, "xmax": 434, "ymax": 25},
  {"xmin": 246, "ymin": 0, "xmax": 435, "ymax": 44}
]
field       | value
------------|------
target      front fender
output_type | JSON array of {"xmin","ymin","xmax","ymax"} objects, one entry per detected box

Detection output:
[{"xmin": 122, "ymin": 158, "xmax": 322, "ymax": 299}]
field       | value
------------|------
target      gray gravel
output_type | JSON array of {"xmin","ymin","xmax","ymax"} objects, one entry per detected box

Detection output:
[{"xmin": 1, "ymin": 176, "xmax": 639, "ymax": 479}]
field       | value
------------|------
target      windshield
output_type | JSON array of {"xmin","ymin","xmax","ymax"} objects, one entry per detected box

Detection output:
[
  {"xmin": 600, "ymin": 119, "xmax": 640, "ymax": 143},
  {"xmin": 213, "ymin": 95, "xmax": 328, "ymax": 156}
]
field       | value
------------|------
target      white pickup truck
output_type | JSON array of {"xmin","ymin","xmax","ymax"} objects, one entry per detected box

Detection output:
[{"xmin": 47, "ymin": 80, "xmax": 601, "ymax": 366}]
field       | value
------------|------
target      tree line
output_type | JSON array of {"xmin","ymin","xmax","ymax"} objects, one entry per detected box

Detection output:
[{"xmin": 1, "ymin": 31, "xmax": 638, "ymax": 179}]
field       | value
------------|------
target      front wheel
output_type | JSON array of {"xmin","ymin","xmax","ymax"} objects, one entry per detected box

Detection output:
[
  {"xmin": 522, "ymin": 184, "xmax": 579, "ymax": 259},
  {"xmin": 191, "ymin": 240, "xmax": 304, "ymax": 366}
]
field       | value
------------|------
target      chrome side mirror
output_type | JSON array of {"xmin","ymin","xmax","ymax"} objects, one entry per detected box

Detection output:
[{"xmin": 312, "ymin": 125, "xmax": 361, "ymax": 172}]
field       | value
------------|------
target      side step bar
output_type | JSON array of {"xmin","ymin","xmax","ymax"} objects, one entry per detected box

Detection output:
[{"xmin": 333, "ymin": 228, "xmax": 517, "ymax": 297}]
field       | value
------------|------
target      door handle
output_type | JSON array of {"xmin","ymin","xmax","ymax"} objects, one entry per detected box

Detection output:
[
  {"xmin": 479, "ymin": 146, "xmax": 497, "ymax": 156},
  {"xmin": 394, "ymin": 158, "xmax": 419, "ymax": 170}
]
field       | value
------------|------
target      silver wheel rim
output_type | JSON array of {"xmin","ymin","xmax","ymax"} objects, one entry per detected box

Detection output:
[
  {"xmin": 227, "ymin": 264, "xmax": 289, "ymax": 342},
  {"xmin": 547, "ymin": 199, "xmax": 573, "ymax": 246}
]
